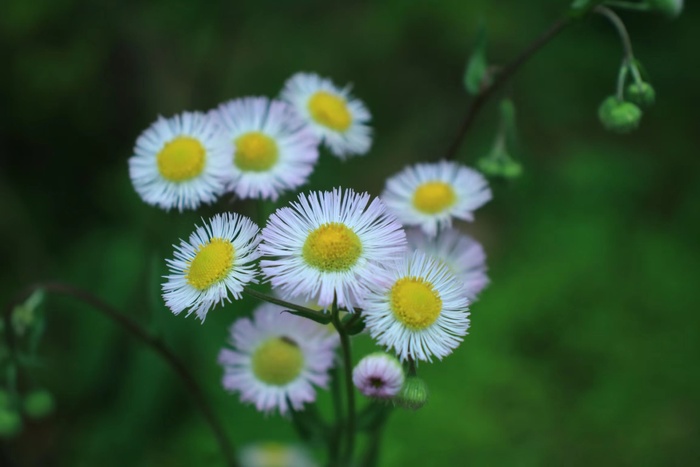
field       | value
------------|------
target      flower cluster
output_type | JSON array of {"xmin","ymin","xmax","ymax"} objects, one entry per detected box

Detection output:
[
  {"xmin": 133, "ymin": 71, "xmax": 491, "ymax": 416},
  {"xmin": 129, "ymin": 73, "xmax": 371, "ymax": 211}
]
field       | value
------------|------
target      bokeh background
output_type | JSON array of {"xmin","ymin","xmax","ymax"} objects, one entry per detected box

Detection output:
[{"xmin": 1, "ymin": 0, "xmax": 699, "ymax": 465}]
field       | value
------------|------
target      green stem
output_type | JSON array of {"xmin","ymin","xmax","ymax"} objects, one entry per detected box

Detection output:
[
  {"xmin": 445, "ymin": 15, "xmax": 577, "ymax": 160},
  {"xmin": 328, "ymin": 364, "xmax": 344, "ymax": 465},
  {"xmin": 361, "ymin": 405, "xmax": 393, "ymax": 467},
  {"xmin": 4, "ymin": 282, "xmax": 238, "ymax": 467},
  {"xmin": 604, "ymin": 0, "xmax": 650, "ymax": 11},
  {"xmin": 616, "ymin": 60, "xmax": 629, "ymax": 100},
  {"xmin": 595, "ymin": 5, "xmax": 635, "ymax": 62},
  {"xmin": 242, "ymin": 287, "xmax": 331, "ymax": 324},
  {"xmin": 332, "ymin": 300, "xmax": 356, "ymax": 465}
]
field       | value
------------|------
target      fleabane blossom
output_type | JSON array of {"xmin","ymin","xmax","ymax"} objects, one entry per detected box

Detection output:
[
  {"xmin": 352, "ymin": 353, "xmax": 405, "ymax": 399},
  {"xmin": 259, "ymin": 188, "xmax": 406, "ymax": 310},
  {"xmin": 218, "ymin": 303, "xmax": 338, "ymax": 416},
  {"xmin": 211, "ymin": 97, "xmax": 319, "ymax": 201},
  {"xmin": 162, "ymin": 213, "xmax": 260, "ymax": 321},
  {"xmin": 364, "ymin": 250, "xmax": 470, "ymax": 362},
  {"xmin": 129, "ymin": 111, "xmax": 231, "ymax": 211},
  {"xmin": 239, "ymin": 442, "xmax": 318, "ymax": 467},
  {"xmin": 406, "ymin": 227, "xmax": 489, "ymax": 300},
  {"xmin": 281, "ymin": 72, "xmax": 371, "ymax": 159},
  {"xmin": 382, "ymin": 161, "xmax": 491, "ymax": 237}
]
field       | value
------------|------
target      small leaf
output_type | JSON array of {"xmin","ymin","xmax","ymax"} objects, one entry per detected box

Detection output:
[{"xmin": 464, "ymin": 22, "xmax": 489, "ymax": 95}]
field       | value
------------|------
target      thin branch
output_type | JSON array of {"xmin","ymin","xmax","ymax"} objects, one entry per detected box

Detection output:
[
  {"xmin": 3, "ymin": 282, "xmax": 238, "ymax": 467},
  {"xmin": 445, "ymin": 16, "xmax": 574, "ymax": 160},
  {"xmin": 595, "ymin": 5, "xmax": 635, "ymax": 61}
]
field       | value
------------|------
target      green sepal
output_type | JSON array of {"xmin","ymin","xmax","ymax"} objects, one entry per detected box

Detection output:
[
  {"xmin": 341, "ymin": 313, "xmax": 366, "ymax": 335},
  {"xmin": 464, "ymin": 22, "xmax": 490, "ymax": 95}
]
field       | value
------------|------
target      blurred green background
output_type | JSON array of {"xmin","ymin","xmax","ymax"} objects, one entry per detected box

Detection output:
[{"xmin": 1, "ymin": 0, "xmax": 699, "ymax": 465}]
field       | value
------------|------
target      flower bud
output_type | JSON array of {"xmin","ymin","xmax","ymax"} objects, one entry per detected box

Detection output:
[
  {"xmin": 626, "ymin": 82, "xmax": 656, "ymax": 107},
  {"xmin": 478, "ymin": 157, "xmax": 523, "ymax": 180},
  {"xmin": 598, "ymin": 96, "xmax": 642, "ymax": 133},
  {"xmin": 394, "ymin": 376, "xmax": 429, "ymax": 410},
  {"xmin": 0, "ymin": 409, "xmax": 22, "ymax": 438},
  {"xmin": 23, "ymin": 390, "xmax": 54, "ymax": 419},
  {"xmin": 648, "ymin": 0, "xmax": 683, "ymax": 18}
]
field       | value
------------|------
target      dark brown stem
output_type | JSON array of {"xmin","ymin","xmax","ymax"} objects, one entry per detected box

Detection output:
[
  {"xmin": 445, "ymin": 17, "xmax": 574, "ymax": 160},
  {"xmin": 3, "ymin": 282, "xmax": 238, "ymax": 467}
]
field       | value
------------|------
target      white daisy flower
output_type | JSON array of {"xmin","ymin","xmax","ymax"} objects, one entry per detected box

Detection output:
[
  {"xmin": 352, "ymin": 352, "xmax": 405, "ymax": 399},
  {"xmin": 211, "ymin": 97, "xmax": 320, "ymax": 201},
  {"xmin": 162, "ymin": 213, "xmax": 260, "ymax": 321},
  {"xmin": 259, "ymin": 188, "xmax": 406, "ymax": 311},
  {"xmin": 406, "ymin": 227, "xmax": 489, "ymax": 300},
  {"xmin": 218, "ymin": 303, "xmax": 339, "ymax": 416},
  {"xmin": 281, "ymin": 72, "xmax": 372, "ymax": 159},
  {"xmin": 239, "ymin": 443, "xmax": 318, "ymax": 467},
  {"xmin": 129, "ymin": 111, "xmax": 231, "ymax": 211},
  {"xmin": 364, "ymin": 250, "xmax": 470, "ymax": 362},
  {"xmin": 382, "ymin": 161, "xmax": 492, "ymax": 237}
]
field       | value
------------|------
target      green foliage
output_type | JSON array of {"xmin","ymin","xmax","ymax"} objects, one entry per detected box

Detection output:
[{"xmin": 1, "ymin": 0, "xmax": 699, "ymax": 466}]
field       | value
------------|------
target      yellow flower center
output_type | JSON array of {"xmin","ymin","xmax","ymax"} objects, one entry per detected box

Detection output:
[
  {"xmin": 255, "ymin": 443, "xmax": 291, "ymax": 466},
  {"xmin": 252, "ymin": 337, "xmax": 304, "ymax": 386},
  {"xmin": 302, "ymin": 222, "xmax": 362, "ymax": 272},
  {"xmin": 157, "ymin": 136, "xmax": 206, "ymax": 182},
  {"xmin": 185, "ymin": 238, "xmax": 235, "ymax": 290},
  {"xmin": 308, "ymin": 91, "xmax": 352, "ymax": 131},
  {"xmin": 234, "ymin": 131, "xmax": 279, "ymax": 172},
  {"xmin": 390, "ymin": 277, "xmax": 442, "ymax": 330},
  {"xmin": 412, "ymin": 181, "xmax": 456, "ymax": 214}
]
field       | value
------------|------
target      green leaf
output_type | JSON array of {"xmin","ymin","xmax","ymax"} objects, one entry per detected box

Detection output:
[{"xmin": 464, "ymin": 22, "xmax": 489, "ymax": 95}]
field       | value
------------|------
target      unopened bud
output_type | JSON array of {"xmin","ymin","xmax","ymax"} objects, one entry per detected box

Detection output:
[
  {"xmin": 626, "ymin": 82, "xmax": 656, "ymax": 107},
  {"xmin": 0, "ymin": 409, "xmax": 22, "ymax": 438},
  {"xmin": 648, "ymin": 0, "xmax": 683, "ymax": 18},
  {"xmin": 598, "ymin": 96, "xmax": 642, "ymax": 133},
  {"xmin": 394, "ymin": 376, "xmax": 429, "ymax": 410},
  {"xmin": 478, "ymin": 155, "xmax": 523, "ymax": 180},
  {"xmin": 23, "ymin": 390, "xmax": 54, "ymax": 419}
]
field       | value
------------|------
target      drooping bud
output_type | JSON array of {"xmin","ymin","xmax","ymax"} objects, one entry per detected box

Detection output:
[
  {"xmin": 478, "ymin": 156, "xmax": 523, "ymax": 180},
  {"xmin": 0, "ymin": 409, "xmax": 22, "ymax": 438},
  {"xmin": 598, "ymin": 96, "xmax": 643, "ymax": 133},
  {"xmin": 394, "ymin": 376, "xmax": 429, "ymax": 410},
  {"xmin": 23, "ymin": 390, "xmax": 54, "ymax": 419},
  {"xmin": 626, "ymin": 82, "xmax": 656, "ymax": 107},
  {"xmin": 648, "ymin": 0, "xmax": 683, "ymax": 18}
]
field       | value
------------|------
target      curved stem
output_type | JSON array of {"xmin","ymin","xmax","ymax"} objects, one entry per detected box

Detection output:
[
  {"xmin": 331, "ymin": 300, "xmax": 355, "ymax": 465},
  {"xmin": 604, "ymin": 1, "xmax": 650, "ymax": 12},
  {"xmin": 445, "ymin": 16, "xmax": 575, "ymax": 160},
  {"xmin": 3, "ymin": 282, "xmax": 238, "ymax": 467},
  {"xmin": 595, "ymin": 5, "xmax": 635, "ymax": 61}
]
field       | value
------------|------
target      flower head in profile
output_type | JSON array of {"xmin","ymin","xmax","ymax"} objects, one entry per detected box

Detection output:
[
  {"xmin": 406, "ymin": 227, "xmax": 489, "ymax": 300},
  {"xmin": 281, "ymin": 72, "xmax": 371, "ymax": 159},
  {"xmin": 259, "ymin": 188, "xmax": 406, "ymax": 310},
  {"xmin": 211, "ymin": 97, "xmax": 319, "ymax": 201},
  {"xmin": 239, "ymin": 442, "xmax": 318, "ymax": 467},
  {"xmin": 162, "ymin": 213, "xmax": 260, "ymax": 321},
  {"xmin": 129, "ymin": 111, "xmax": 231, "ymax": 211},
  {"xmin": 382, "ymin": 161, "xmax": 491, "ymax": 237},
  {"xmin": 364, "ymin": 250, "xmax": 470, "ymax": 362},
  {"xmin": 352, "ymin": 352, "xmax": 405, "ymax": 400},
  {"xmin": 218, "ymin": 303, "xmax": 338, "ymax": 416}
]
